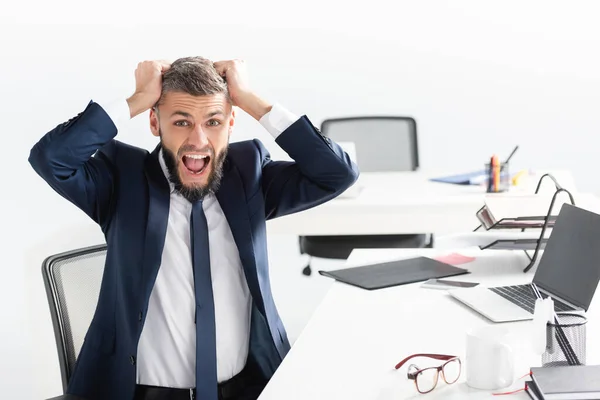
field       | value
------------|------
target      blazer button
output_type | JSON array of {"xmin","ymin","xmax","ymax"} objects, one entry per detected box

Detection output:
[
  {"xmin": 138, "ymin": 311, "xmax": 143, "ymax": 321},
  {"xmin": 130, "ymin": 355, "xmax": 136, "ymax": 365}
]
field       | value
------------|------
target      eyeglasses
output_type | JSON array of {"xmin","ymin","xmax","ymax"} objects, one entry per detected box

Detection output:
[{"xmin": 394, "ymin": 353, "xmax": 462, "ymax": 394}]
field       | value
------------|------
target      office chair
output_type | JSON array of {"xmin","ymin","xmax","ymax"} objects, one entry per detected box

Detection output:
[
  {"xmin": 42, "ymin": 244, "xmax": 107, "ymax": 400},
  {"xmin": 299, "ymin": 116, "xmax": 432, "ymax": 276}
]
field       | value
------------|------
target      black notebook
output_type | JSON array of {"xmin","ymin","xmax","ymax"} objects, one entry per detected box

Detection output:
[
  {"xmin": 318, "ymin": 257, "xmax": 469, "ymax": 290},
  {"xmin": 530, "ymin": 365, "xmax": 600, "ymax": 399},
  {"xmin": 525, "ymin": 379, "xmax": 543, "ymax": 400}
]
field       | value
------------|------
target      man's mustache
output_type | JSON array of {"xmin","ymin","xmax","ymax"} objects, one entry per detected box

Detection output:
[{"xmin": 177, "ymin": 145, "xmax": 214, "ymax": 158}]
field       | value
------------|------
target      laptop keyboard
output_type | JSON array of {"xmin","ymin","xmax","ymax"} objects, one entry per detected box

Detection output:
[{"xmin": 489, "ymin": 284, "xmax": 575, "ymax": 314}]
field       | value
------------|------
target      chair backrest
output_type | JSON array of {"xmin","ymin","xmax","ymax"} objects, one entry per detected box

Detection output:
[
  {"xmin": 42, "ymin": 244, "xmax": 107, "ymax": 392},
  {"xmin": 321, "ymin": 116, "xmax": 419, "ymax": 172}
]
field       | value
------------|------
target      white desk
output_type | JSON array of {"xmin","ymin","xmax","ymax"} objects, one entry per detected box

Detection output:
[
  {"xmin": 266, "ymin": 170, "xmax": 577, "ymax": 236},
  {"xmin": 259, "ymin": 248, "xmax": 600, "ymax": 400}
]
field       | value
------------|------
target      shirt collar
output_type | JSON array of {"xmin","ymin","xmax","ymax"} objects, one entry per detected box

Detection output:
[{"xmin": 158, "ymin": 147, "xmax": 176, "ymax": 194}]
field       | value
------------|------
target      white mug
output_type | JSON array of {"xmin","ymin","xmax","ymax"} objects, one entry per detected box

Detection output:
[{"xmin": 465, "ymin": 326, "xmax": 515, "ymax": 390}]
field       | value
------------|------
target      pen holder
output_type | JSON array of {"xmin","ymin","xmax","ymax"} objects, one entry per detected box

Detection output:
[
  {"xmin": 543, "ymin": 313, "xmax": 587, "ymax": 367},
  {"xmin": 485, "ymin": 161, "xmax": 510, "ymax": 193}
]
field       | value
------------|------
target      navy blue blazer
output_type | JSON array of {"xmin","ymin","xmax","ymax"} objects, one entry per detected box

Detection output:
[{"xmin": 29, "ymin": 101, "xmax": 359, "ymax": 400}]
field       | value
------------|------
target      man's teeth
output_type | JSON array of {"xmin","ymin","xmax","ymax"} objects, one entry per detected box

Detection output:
[{"xmin": 185, "ymin": 154, "xmax": 208, "ymax": 159}]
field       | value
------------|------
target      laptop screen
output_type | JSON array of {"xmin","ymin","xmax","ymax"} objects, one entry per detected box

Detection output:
[{"xmin": 533, "ymin": 203, "xmax": 600, "ymax": 310}]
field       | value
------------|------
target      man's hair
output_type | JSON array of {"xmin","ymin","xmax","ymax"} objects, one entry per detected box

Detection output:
[{"xmin": 157, "ymin": 56, "xmax": 229, "ymax": 106}]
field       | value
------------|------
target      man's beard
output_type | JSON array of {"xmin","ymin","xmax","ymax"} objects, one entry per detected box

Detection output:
[{"xmin": 161, "ymin": 142, "xmax": 228, "ymax": 203}]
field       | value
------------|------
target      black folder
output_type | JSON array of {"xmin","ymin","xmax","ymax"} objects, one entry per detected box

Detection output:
[{"xmin": 318, "ymin": 257, "xmax": 469, "ymax": 290}]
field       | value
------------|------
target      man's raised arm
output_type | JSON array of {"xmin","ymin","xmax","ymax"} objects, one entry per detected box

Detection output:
[
  {"xmin": 28, "ymin": 60, "xmax": 170, "ymax": 227},
  {"xmin": 214, "ymin": 59, "xmax": 359, "ymax": 219}
]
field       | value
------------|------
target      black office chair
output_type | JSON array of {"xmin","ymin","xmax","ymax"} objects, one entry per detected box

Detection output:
[
  {"xmin": 42, "ymin": 244, "xmax": 107, "ymax": 400},
  {"xmin": 299, "ymin": 116, "xmax": 432, "ymax": 276}
]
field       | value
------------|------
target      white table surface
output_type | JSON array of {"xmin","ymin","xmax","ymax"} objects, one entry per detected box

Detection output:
[
  {"xmin": 258, "ymin": 248, "xmax": 600, "ymax": 400},
  {"xmin": 265, "ymin": 169, "xmax": 577, "ymax": 236}
]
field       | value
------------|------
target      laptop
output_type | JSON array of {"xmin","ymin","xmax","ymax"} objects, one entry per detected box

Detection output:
[{"xmin": 449, "ymin": 203, "xmax": 600, "ymax": 323}]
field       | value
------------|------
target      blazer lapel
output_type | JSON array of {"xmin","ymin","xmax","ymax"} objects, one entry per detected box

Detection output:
[
  {"xmin": 215, "ymin": 161, "xmax": 264, "ymax": 312},
  {"xmin": 141, "ymin": 145, "xmax": 171, "ymax": 302}
]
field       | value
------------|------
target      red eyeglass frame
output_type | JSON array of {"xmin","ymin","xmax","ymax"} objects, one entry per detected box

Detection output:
[{"xmin": 394, "ymin": 353, "xmax": 462, "ymax": 394}]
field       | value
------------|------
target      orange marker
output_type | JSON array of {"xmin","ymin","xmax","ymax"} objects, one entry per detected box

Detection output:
[{"xmin": 492, "ymin": 155, "xmax": 500, "ymax": 192}]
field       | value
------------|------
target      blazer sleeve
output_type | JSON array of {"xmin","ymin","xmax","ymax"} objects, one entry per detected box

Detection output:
[
  {"xmin": 28, "ymin": 101, "xmax": 118, "ymax": 230},
  {"xmin": 257, "ymin": 115, "xmax": 359, "ymax": 220}
]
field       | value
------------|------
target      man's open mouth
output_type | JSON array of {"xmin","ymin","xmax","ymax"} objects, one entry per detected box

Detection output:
[{"xmin": 182, "ymin": 154, "xmax": 211, "ymax": 175}]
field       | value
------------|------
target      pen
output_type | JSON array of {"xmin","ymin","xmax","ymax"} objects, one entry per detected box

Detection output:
[
  {"xmin": 504, "ymin": 145, "xmax": 519, "ymax": 164},
  {"xmin": 487, "ymin": 156, "xmax": 494, "ymax": 192},
  {"xmin": 500, "ymin": 145, "xmax": 519, "ymax": 178}
]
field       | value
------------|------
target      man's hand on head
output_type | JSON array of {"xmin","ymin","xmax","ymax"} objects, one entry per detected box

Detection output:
[
  {"xmin": 126, "ymin": 60, "xmax": 171, "ymax": 118},
  {"xmin": 213, "ymin": 59, "xmax": 272, "ymax": 121}
]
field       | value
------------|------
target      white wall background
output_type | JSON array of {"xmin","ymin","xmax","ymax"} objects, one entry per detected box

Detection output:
[{"xmin": 3, "ymin": 1, "xmax": 600, "ymax": 398}]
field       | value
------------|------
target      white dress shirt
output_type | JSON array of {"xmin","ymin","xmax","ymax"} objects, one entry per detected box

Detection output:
[{"xmin": 100, "ymin": 99, "xmax": 298, "ymax": 388}]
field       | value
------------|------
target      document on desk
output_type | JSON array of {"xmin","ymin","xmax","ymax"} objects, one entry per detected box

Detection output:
[
  {"xmin": 430, "ymin": 170, "xmax": 488, "ymax": 185},
  {"xmin": 318, "ymin": 257, "xmax": 469, "ymax": 290}
]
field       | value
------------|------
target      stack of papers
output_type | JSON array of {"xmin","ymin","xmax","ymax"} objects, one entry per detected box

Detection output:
[{"xmin": 476, "ymin": 193, "xmax": 600, "ymax": 230}]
